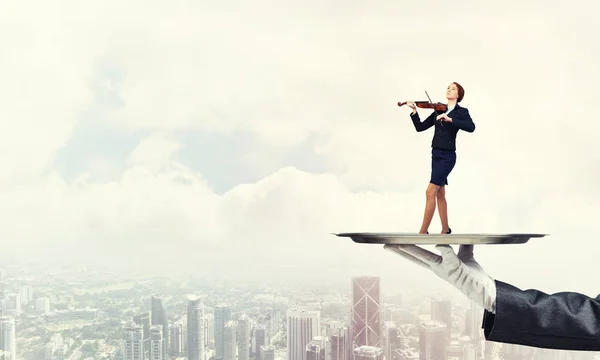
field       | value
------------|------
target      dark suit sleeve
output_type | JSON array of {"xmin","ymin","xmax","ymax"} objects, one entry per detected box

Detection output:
[
  {"xmin": 482, "ymin": 280, "xmax": 600, "ymax": 351},
  {"xmin": 410, "ymin": 111, "xmax": 435, "ymax": 132},
  {"xmin": 451, "ymin": 108, "xmax": 475, "ymax": 132}
]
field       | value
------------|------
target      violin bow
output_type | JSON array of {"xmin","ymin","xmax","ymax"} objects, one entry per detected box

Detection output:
[{"xmin": 425, "ymin": 90, "xmax": 443, "ymax": 124}]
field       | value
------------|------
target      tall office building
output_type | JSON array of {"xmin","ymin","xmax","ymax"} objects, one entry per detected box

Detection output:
[
  {"xmin": 134, "ymin": 312, "xmax": 151, "ymax": 360},
  {"xmin": 382, "ymin": 322, "xmax": 399, "ymax": 360},
  {"xmin": 150, "ymin": 325, "xmax": 165, "ymax": 360},
  {"xmin": 252, "ymin": 327, "xmax": 267, "ymax": 360},
  {"xmin": 418, "ymin": 320, "xmax": 447, "ymax": 360},
  {"xmin": 266, "ymin": 309, "xmax": 281, "ymax": 337},
  {"xmin": 329, "ymin": 326, "xmax": 350, "ymax": 360},
  {"xmin": 169, "ymin": 323, "xmax": 184, "ymax": 355},
  {"xmin": 223, "ymin": 321, "xmax": 236, "ymax": 360},
  {"xmin": 205, "ymin": 313, "xmax": 214, "ymax": 346},
  {"xmin": 214, "ymin": 305, "xmax": 232, "ymax": 360},
  {"xmin": 19, "ymin": 285, "xmax": 32, "ymax": 305},
  {"xmin": 351, "ymin": 276, "xmax": 381, "ymax": 348},
  {"xmin": 353, "ymin": 346, "xmax": 383, "ymax": 360},
  {"xmin": 430, "ymin": 300, "xmax": 451, "ymax": 344},
  {"xmin": 306, "ymin": 336, "xmax": 329, "ymax": 360},
  {"xmin": 123, "ymin": 323, "xmax": 145, "ymax": 360},
  {"xmin": 464, "ymin": 300, "xmax": 482, "ymax": 344},
  {"xmin": 237, "ymin": 315, "xmax": 250, "ymax": 360},
  {"xmin": 0, "ymin": 316, "xmax": 15, "ymax": 360},
  {"xmin": 151, "ymin": 295, "xmax": 169, "ymax": 359},
  {"xmin": 260, "ymin": 345, "xmax": 275, "ymax": 360},
  {"xmin": 187, "ymin": 296, "xmax": 205, "ymax": 360},
  {"xmin": 287, "ymin": 309, "xmax": 320, "ymax": 360}
]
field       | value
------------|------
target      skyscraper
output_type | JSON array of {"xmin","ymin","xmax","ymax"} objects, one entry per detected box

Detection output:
[
  {"xmin": 252, "ymin": 327, "xmax": 267, "ymax": 360},
  {"xmin": 464, "ymin": 300, "xmax": 482, "ymax": 345},
  {"xmin": 123, "ymin": 322, "xmax": 144, "ymax": 360},
  {"xmin": 223, "ymin": 321, "xmax": 237, "ymax": 360},
  {"xmin": 430, "ymin": 299, "xmax": 451, "ymax": 344},
  {"xmin": 0, "ymin": 316, "xmax": 15, "ymax": 360},
  {"xmin": 237, "ymin": 315, "xmax": 250, "ymax": 360},
  {"xmin": 351, "ymin": 276, "xmax": 381, "ymax": 348},
  {"xmin": 150, "ymin": 325, "xmax": 165, "ymax": 360},
  {"xmin": 287, "ymin": 309, "xmax": 320, "ymax": 360},
  {"xmin": 306, "ymin": 336, "xmax": 329, "ymax": 360},
  {"xmin": 169, "ymin": 323, "xmax": 183, "ymax": 355},
  {"xmin": 151, "ymin": 295, "xmax": 169, "ymax": 359},
  {"xmin": 187, "ymin": 296, "xmax": 205, "ymax": 360},
  {"xmin": 353, "ymin": 346, "xmax": 383, "ymax": 360},
  {"xmin": 214, "ymin": 305, "xmax": 232, "ymax": 360},
  {"xmin": 329, "ymin": 326, "xmax": 350, "ymax": 360},
  {"xmin": 133, "ymin": 312, "xmax": 151, "ymax": 360},
  {"xmin": 260, "ymin": 345, "xmax": 275, "ymax": 360},
  {"xmin": 418, "ymin": 320, "xmax": 447, "ymax": 360},
  {"xmin": 382, "ymin": 322, "xmax": 399, "ymax": 360}
]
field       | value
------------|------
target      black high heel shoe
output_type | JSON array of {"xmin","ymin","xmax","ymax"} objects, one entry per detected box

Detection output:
[{"xmin": 425, "ymin": 228, "xmax": 452, "ymax": 234}]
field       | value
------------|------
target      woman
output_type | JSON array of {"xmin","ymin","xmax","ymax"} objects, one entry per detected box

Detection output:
[{"xmin": 405, "ymin": 82, "xmax": 475, "ymax": 234}]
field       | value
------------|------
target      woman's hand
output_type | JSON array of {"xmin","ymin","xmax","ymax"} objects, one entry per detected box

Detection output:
[{"xmin": 437, "ymin": 114, "xmax": 452, "ymax": 122}]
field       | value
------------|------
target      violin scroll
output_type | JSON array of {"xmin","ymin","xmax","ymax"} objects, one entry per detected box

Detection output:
[{"xmin": 398, "ymin": 101, "xmax": 448, "ymax": 112}]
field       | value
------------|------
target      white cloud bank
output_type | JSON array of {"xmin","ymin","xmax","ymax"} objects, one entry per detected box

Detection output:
[{"xmin": 1, "ymin": 0, "xmax": 600, "ymax": 298}]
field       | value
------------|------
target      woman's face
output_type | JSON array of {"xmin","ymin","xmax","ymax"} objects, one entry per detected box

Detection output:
[{"xmin": 446, "ymin": 83, "xmax": 459, "ymax": 100}]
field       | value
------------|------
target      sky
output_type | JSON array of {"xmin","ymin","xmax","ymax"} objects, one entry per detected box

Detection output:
[{"xmin": 1, "ymin": 0, "xmax": 600, "ymax": 298}]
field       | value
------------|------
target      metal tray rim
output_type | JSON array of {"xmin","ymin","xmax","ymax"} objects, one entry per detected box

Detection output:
[
  {"xmin": 332, "ymin": 232, "xmax": 549, "ymax": 245},
  {"xmin": 334, "ymin": 232, "xmax": 549, "ymax": 237}
]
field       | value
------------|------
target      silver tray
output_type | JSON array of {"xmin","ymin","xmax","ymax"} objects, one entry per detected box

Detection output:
[{"xmin": 334, "ymin": 232, "xmax": 548, "ymax": 245}]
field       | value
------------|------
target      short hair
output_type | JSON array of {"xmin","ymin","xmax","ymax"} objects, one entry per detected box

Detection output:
[{"xmin": 453, "ymin": 82, "xmax": 465, "ymax": 102}]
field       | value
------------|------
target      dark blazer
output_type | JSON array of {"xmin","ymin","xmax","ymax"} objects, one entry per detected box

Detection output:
[
  {"xmin": 410, "ymin": 104, "xmax": 475, "ymax": 151},
  {"xmin": 482, "ymin": 280, "xmax": 600, "ymax": 351}
]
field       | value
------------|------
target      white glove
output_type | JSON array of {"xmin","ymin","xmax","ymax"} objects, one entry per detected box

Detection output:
[{"xmin": 384, "ymin": 244, "xmax": 497, "ymax": 313}]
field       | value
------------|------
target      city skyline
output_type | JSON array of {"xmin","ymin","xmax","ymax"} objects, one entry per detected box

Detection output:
[
  {"xmin": 0, "ymin": 270, "xmax": 485, "ymax": 360},
  {"xmin": 1, "ymin": 268, "xmax": 586, "ymax": 360}
]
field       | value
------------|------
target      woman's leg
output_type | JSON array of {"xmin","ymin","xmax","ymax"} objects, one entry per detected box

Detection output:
[
  {"xmin": 419, "ymin": 183, "xmax": 440, "ymax": 234},
  {"xmin": 436, "ymin": 185, "xmax": 449, "ymax": 233}
]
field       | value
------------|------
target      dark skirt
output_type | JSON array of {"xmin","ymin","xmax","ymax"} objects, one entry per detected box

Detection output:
[{"xmin": 430, "ymin": 147, "xmax": 456, "ymax": 186}]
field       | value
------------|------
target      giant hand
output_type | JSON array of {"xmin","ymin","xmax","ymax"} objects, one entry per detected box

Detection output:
[{"xmin": 384, "ymin": 244, "xmax": 497, "ymax": 313}]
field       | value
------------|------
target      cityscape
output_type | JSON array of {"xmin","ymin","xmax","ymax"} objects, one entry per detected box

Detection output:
[{"xmin": 0, "ymin": 264, "xmax": 597, "ymax": 360}]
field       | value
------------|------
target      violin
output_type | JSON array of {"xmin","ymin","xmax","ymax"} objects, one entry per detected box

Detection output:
[{"xmin": 398, "ymin": 101, "xmax": 447, "ymax": 112}]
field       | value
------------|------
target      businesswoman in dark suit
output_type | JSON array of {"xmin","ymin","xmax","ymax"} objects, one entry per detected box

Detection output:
[{"xmin": 406, "ymin": 82, "xmax": 475, "ymax": 234}]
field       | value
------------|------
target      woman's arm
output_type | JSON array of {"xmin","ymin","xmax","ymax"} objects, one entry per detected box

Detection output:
[
  {"xmin": 450, "ymin": 108, "xmax": 475, "ymax": 132},
  {"xmin": 482, "ymin": 280, "xmax": 600, "ymax": 351},
  {"xmin": 410, "ymin": 111, "xmax": 436, "ymax": 132}
]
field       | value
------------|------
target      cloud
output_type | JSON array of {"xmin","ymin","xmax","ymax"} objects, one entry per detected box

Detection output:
[
  {"xmin": 0, "ymin": 128, "xmax": 596, "ymax": 300},
  {"xmin": 2, "ymin": 0, "xmax": 600, "ymax": 302},
  {"xmin": 129, "ymin": 135, "xmax": 181, "ymax": 167},
  {"xmin": 0, "ymin": 1, "xmax": 95, "ymax": 182}
]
